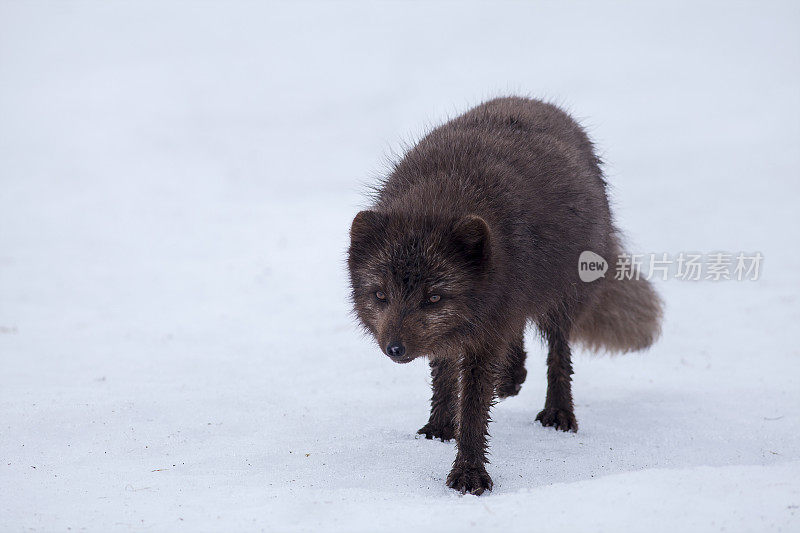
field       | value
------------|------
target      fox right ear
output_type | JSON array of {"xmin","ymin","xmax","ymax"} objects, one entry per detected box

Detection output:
[
  {"xmin": 453, "ymin": 215, "xmax": 491, "ymax": 270},
  {"xmin": 350, "ymin": 210, "xmax": 386, "ymax": 241}
]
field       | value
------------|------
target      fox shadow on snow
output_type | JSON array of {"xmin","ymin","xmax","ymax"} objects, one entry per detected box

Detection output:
[{"xmin": 323, "ymin": 386, "xmax": 743, "ymax": 495}]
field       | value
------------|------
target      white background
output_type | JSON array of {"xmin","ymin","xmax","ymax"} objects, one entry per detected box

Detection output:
[{"xmin": 1, "ymin": 2, "xmax": 799, "ymax": 531}]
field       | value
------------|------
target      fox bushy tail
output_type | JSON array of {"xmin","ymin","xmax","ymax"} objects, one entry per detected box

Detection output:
[{"xmin": 571, "ymin": 237, "xmax": 663, "ymax": 353}]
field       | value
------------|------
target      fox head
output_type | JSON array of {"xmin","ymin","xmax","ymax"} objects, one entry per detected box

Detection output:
[{"xmin": 347, "ymin": 210, "xmax": 491, "ymax": 363}]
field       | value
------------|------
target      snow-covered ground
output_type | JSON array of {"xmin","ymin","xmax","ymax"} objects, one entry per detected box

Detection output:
[{"xmin": 1, "ymin": 2, "xmax": 799, "ymax": 531}]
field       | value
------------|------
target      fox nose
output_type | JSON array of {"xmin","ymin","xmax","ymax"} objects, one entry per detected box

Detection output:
[{"xmin": 386, "ymin": 342, "xmax": 406, "ymax": 358}]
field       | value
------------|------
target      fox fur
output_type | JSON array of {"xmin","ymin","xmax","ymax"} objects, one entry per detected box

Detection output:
[{"xmin": 347, "ymin": 96, "xmax": 662, "ymax": 495}]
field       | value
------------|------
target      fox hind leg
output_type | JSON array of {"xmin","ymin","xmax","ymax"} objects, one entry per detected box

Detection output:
[
  {"xmin": 496, "ymin": 330, "xmax": 527, "ymax": 399},
  {"xmin": 418, "ymin": 357, "xmax": 458, "ymax": 441},
  {"xmin": 536, "ymin": 313, "xmax": 578, "ymax": 432}
]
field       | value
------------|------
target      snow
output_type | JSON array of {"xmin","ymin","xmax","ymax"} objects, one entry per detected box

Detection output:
[{"xmin": 1, "ymin": 1, "xmax": 799, "ymax": 531}]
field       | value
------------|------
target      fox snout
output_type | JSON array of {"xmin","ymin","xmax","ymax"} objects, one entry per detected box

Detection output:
[
  {"xmin": 386, "ymin": 341, "xmax": 405, "ymax": 358},
  {"xmin": 380, "ymin": 327, "xmax": 413, "ymax": 362},
  {"xmin": 384, "ymin": 340, "xmax": 415, "ymax": 363},
  {"xmin": 376, "ymin": 315, "xmax": 417, "ymax": 363}
]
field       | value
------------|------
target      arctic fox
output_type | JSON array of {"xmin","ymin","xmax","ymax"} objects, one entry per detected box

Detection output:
[{"xmin": 347, "ymin": 97, "xmax": 662, "ymax": 495}]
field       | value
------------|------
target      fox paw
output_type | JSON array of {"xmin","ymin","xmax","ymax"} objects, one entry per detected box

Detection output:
[
  {"xmin": 417, "ymin": 422, "xmax": 456, "ymax": 441},
  {"xmin": 496, "ymin": 367, "xmax": 527, "ymax": 399},
  {"xmin": 446, "ymin": 462, "xmax": 493, "ymax": 495},
  {"xmin": 536, "ymin": 408, "xmax": 578, "ymax": 432}
]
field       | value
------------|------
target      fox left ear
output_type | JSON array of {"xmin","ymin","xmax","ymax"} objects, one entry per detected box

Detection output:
[
  {"xmin": 454, "ymin": 215, "xmax": 491, "ymax": 269},
  {"xmin": 350, "ymin": 210, "xmax": 387, "ymax": 242}
]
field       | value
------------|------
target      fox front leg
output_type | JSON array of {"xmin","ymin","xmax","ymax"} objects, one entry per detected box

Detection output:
[{"xmin": 446, "ymin": 345, "xmax": 495, "ymax": 495}]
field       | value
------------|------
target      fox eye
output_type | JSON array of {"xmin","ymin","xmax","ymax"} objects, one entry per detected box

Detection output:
[
  {"xmin": 375, "ymin": 290, "xmax": 387, "ymax": 301},
  {"xmin": 428, "ymin": 294, "xmax": 441, "ymax": 303}
]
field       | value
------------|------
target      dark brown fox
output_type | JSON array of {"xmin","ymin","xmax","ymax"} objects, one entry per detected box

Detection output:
[{"xmin": 347, "ymin": 97, "xmax": 662, "ymax": 495}]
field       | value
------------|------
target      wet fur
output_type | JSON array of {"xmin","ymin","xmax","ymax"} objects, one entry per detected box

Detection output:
[{"xmin": 348, "ymin": 97, "xmax": 663, "ymax": 495}]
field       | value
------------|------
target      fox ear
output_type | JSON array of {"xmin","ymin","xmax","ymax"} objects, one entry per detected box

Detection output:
[
  {"xmin": 350, "ymin": 210, "xmax": 386, "ymax": 242},
  {"xmin": 454, "ymin": 215, "xmax": 491, "ymax": 268}
]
